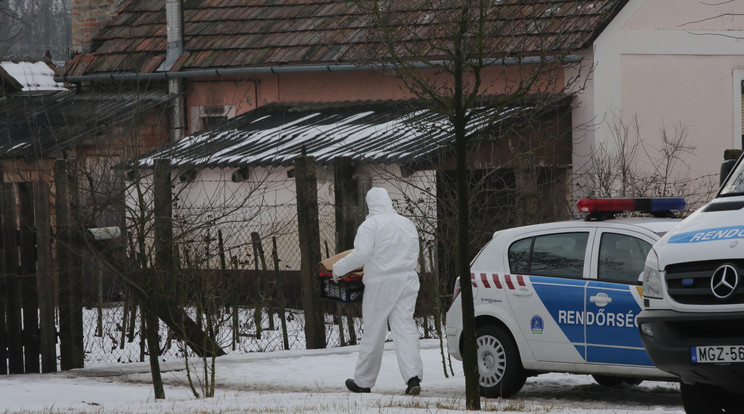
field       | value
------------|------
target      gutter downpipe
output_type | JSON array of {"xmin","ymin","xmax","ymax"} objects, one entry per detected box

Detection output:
[
  {"xmin": 54, "ymin": 55, "xmax": 583, "ymax": 84},
  {"xmin": 165, "ymin": 0, "xmax": 186, "ymax": 142}
]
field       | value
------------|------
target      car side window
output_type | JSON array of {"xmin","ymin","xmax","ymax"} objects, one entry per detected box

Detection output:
[
  {"xmin": 508, "ymin": 232, "xmax": 589, "ymax": 278},
  {"xmin": 508, "ymin": 238, "xmax": 532, "ymax": 274},
  {"xmin": 597, "ymin": 232, "xmax": 652, "ymax": 285}
]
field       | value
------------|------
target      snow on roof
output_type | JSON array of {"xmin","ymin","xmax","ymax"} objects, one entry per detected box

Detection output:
[
  {"xmin": 1, "ymin": 60, "xmax": 67, "ymax": 91},
  {"xmin": 138, "ymin": 100, "xmax": 538, "ymax": 169}
]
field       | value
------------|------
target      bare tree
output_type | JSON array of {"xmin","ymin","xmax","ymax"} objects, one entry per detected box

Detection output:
[
  {"xmin": 0, "ymin": 77, "xmax": 297, "ymax": 397},
  {"xmin": 575, "ymin": 111, "xmax": 717, "ymax": 211},
  {"xmin": 0, "ymin": 0, "xmax": 70, "ymax": 61},
  {"xmin": 349, "ymin": 0, "xmax": 602, "ymax": 408}
]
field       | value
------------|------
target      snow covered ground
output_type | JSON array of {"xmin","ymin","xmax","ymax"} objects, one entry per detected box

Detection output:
[{"xmin": 0, "ymin": 339, "xmax": 684, "ymax": 413}]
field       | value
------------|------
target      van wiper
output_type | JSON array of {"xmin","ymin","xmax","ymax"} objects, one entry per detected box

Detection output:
[{"xmin": 717, "ymin": 191, "xmax": 744, "ymax": 197}]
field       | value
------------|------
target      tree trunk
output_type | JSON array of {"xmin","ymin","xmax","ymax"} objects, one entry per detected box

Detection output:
[
  {"xmin": 295, "ymin": 155, "xmax": 326, "ymax": 349},
  {"xmin": 453, "ymin": 27, "xmax": 480, "ymax": 409}
]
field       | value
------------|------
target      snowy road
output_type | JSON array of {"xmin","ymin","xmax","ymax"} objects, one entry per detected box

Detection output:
[{"xmin": 0, "ymin": 339, "xmax": 684, "ymax": 413}]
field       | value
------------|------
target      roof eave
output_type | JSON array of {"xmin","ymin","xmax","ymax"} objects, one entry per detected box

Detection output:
[{"xmin": 55, "ymin": 55, "xmax": 583, "ymax": 84}]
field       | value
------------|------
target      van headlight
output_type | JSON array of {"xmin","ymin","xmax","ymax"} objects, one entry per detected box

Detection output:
[{"xmin": 642, "ymin": 248, "xmax": 663, "ymax": 299}]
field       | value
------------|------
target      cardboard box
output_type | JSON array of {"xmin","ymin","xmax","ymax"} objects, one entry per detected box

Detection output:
[
  {"xmin": 318, "ymin": 250, "xmax": 364, "ymax": 303},
  {"xmin": 318, "ymin": 250, "xmax": 363, "ymax": 279}
]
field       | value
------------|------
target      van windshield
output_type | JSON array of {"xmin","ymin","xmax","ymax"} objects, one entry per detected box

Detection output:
[{"xmin": 719, "ymin": 159, "xmax": 744, "ymax": 196}]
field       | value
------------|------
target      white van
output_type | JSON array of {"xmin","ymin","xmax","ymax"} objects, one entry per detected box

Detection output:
[{"xmin": 638, "ymin": 153, "xmax": 744, "ymax": 413}]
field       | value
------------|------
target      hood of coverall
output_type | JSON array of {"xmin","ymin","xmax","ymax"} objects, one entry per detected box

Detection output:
[{"xmin": 365, "ymin": 187, "xmax": 396, "ymax": 217}]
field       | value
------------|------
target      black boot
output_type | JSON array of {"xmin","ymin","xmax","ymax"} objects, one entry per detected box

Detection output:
[
  {"xmin": 405, "ymin": 376, "xmax": 421, "ymax": 395},
  {"xmin": 345, "ymin": 378, "xmax": 371, "ymax": 393}
]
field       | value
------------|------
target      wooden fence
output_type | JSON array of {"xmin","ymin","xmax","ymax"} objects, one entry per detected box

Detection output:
[
  {"xmin": 0, "ymin": 159, "xmax": 89, "ymax": 374},
  {"xmin": 0, "ymin": 181, "xmax": 58, "ymax": 374},
  {"xmin": 0, "ymin": 156, "xmax": 423, "ymax": 373}
]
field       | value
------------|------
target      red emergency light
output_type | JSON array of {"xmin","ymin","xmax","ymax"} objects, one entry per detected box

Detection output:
[{"xmin": 577, "ymin": 197, "xmax": 685, "ymax": 219}]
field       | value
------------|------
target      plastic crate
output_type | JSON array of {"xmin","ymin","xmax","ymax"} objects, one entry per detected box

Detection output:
[
  {"xmin": 318, "ymin": 250, "xmax": 364, "ymax": 303},
  {"xmin": 319, "ymin": 274, "xmax": 364, "ymax": 303}
]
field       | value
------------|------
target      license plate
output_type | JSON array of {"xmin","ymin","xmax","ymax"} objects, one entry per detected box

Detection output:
[{"xmin": 691, "ymin": 345, "xmax": 744, "ymax": 363}]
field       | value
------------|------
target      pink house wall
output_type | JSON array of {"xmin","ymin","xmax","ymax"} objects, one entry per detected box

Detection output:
[
  {"xmin": 186, "ymin": 66, "xmax": 564, "ymax": 134},
  {"xmin": 574, "ymin": 0, "xmax": 744, "ymax": 206}
]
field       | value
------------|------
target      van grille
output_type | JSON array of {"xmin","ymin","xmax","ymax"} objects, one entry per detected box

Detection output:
[{"xmin": 665, "ymin": 260, "xmax": 744, "ymax": 304}]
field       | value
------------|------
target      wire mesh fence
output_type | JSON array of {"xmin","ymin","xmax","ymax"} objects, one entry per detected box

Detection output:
[
  {"xmin": 81, "ymin": 304, "xmax": 442, "ymax": 366},
  {"xmin": 81, "ymin": 198, "xmax": 445, "ymax": 367}
]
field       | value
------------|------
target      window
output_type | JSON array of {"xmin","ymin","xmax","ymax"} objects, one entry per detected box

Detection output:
[
  {"xmin": 508, "ymin": 238, "xmax": 532, "ymax": 274},
  {"xmin": 508, "ymin": 232, "xmax": 588, "ymax": 278},
  {"xmin": 189, "ymin": 105, "xmax": 235, "ymax": 133},
  {"xmin": 201, "ymin": 115, "xmax": 228, "ymax": 130},
  {"xmin": 597, "ymin": 233, "xmax": 651, "ymax": 284}
]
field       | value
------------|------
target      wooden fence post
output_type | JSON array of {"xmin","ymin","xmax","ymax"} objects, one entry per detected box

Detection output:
[
  {"xmin": 0, "ymin": 170, "xmax": 5, "ymax": 375},
  {"xmin": 334, "ymin": 157, "xmax": 360, "ymax": 252},
  {"xmin": 33, "ymin": 181, "xmax": 57, "ymax": 372},
  {"xmin": 251, "ymin": 231, "xmax": 263, "ymax": 340},
  {"xmin": 55, "ymin": 159, "xmax": 85, "ymax": 370},
  {"xmin": 272, "ymin": 236, "xmax": 290, "ymax": 350},
  {"xmin": 18, "ymin": 183, "xmax": 40, "ymax": 373},
  {"xmin": 1, "ymin": 183, "xmax": 23, "ymax": 373},
  {"xmin": 333, "ymin": 157, "xmax": 365, "ymax": 346},
  {"xmin": 295, "ymin": 154, "xmax": 326, "ymax": 349}
]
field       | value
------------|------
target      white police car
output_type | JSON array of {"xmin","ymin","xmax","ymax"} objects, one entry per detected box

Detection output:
[{"xmin": 445, "ymin": 198, "xmax": 685, "ymax": 398}]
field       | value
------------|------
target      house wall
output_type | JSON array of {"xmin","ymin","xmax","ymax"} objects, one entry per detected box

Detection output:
[
  {"xmin": 186, "ymin": 65, "xmax": 564, "ymax": 134},
  {"xmin": 574, "ymin": 0, "xmax": 744, "ymax": 206},
  {"xmin": 168, "ymin": 165, "xmax": 435, "ymax": 271},
  {"xmin": 178, "ymin": 62, "xmax": 572, "ymax": 262}
]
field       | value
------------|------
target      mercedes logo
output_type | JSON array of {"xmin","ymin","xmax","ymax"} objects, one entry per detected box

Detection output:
[{"xmin": 710, "ymin": 264, "xmax": 739, "ymax": 299}]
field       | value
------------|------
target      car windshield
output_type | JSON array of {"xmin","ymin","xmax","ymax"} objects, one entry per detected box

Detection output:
[{"xmin": 719, "ymin": 159, "xmax": 744, "ymax": 196}]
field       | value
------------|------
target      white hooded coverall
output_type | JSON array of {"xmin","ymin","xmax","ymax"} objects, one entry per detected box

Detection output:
[{"xmin": 333, "ymin": 187, "xmax": 424, "ymax": 389}]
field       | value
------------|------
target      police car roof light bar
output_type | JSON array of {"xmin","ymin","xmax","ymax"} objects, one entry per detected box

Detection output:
[{"xmin": 577, "ymin": 197, "xmax": 686, "ymax": 220}]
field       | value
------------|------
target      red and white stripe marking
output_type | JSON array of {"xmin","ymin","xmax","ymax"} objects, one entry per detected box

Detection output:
[{"xmin": 470, "ymin": 273, "xmax": 527, "ymax": 290}]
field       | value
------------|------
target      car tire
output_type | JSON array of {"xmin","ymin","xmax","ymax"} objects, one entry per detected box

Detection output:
[
  {"xmin": 475, "ymin": 324, "xmax": 526, "ymax": 398},
  {"xmin": 623, "ymin": 378, "xmax": 643, "ymax": 386},
  {"xmin": 681, "ymin": 383, "xmax": 744, "ymax": 414},
  {"xmin": 592, "ymin": 375, "xmax": 624, "ymax": 387}
]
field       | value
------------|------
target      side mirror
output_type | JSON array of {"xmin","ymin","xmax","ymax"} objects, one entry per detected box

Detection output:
[{"xmin": 720, "ymin": 159, "xmax": 737, "ymax": 186}]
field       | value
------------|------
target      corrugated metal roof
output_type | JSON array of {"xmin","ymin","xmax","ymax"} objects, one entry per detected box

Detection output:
[
  {"xmin": 64, "ymin": 0, "xmax": 628, "ymax": 76},
  {"xmin": 138, "ymin": 99, "xmax": 551, "ymax": 169},
  {"xmin": 0, "ymin": 91, "xmax": 173, "ymax": 159}
]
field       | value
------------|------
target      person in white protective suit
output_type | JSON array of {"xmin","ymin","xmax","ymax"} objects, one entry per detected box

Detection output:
[{"xmin": 332, "ymin": 187, "xmax": 424, "ymax": 395}]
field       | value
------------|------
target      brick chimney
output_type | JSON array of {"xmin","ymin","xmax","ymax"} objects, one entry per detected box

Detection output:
[{"xmin": 71, "ymin": 0, "xmax": 119, "ymax": 55}]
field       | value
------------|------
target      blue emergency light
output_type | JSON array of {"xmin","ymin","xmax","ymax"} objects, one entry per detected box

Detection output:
[{"xmin": 577, "ymin": 197, "xmax": 686, "ymax": 220}]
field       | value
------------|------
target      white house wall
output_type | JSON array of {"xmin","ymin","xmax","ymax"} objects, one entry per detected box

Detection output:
[
  {"xmin": 574, "ymin": 0, "xmax": 744, "ymax": 206},
  {"xmin": 171, "ymin": 165, "xmax": 437, "ymax": 271}
]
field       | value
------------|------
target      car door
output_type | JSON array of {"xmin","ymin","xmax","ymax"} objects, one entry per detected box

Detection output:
[
  {"xmin": 584, "ymin": 230, "xmax": 656, "ymax": 366},
  {"xmin": 506, "ymin": 229, "xmax": 594, "ymax": 363}
]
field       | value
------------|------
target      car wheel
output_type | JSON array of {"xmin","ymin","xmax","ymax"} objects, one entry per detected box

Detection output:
[
  {"xmin": 475, "ymin": 324, "xmax": 526, "ymax": 398},
  {"xmin": 681, "ymin": 383, "xmax": 744, "ymax": 414},
  {"xmin": 592, "ymin": 375, "xmax": 624, "ymax": 387},
  {"xmin": 623, "ymin": 378, "xmax": 643, "ymax": 386}
]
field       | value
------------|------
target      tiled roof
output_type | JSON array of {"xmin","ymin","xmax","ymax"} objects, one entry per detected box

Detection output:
[
  {"xmin": 136, "ymin": 99, "xmax": 565, "ymax": 169},
  {"xmin": 0, "ymin": 91, "xmax": 173, "ymax": 158},
  {"xmin": 64, "ymin": 0, "xmax": 628, "ymax": 76}
]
